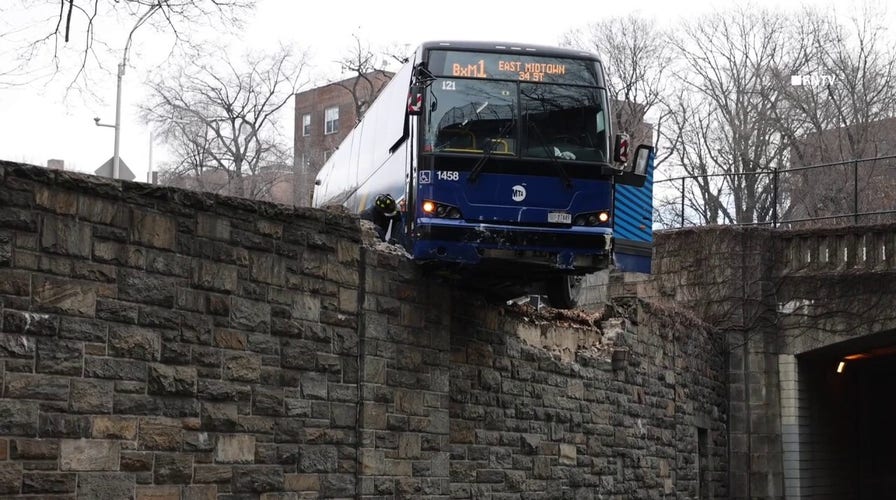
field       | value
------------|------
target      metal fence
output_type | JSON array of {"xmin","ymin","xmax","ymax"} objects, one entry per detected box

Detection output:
[{"xmin": 654, "ymin": 154, "xmax": 896, "ymax": 229}]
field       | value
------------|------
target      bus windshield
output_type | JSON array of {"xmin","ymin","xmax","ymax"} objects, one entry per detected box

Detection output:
[{"xmin": 423, "ymin": 70, "xmax": 609, "ymax": 163}]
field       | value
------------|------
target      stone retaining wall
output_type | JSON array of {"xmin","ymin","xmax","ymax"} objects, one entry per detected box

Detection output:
[{"xmin": 0, "ymin": 161, "xmax": 727, "ymax": 499}]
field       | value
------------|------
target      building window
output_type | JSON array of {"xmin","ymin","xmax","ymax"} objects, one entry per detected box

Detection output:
[
  {"xmin": 324, "ymin": 107, "xmax": 339, "ymax": 135},
  {"xmin": 302, "ymin": 114, "xmax": 311, "ymax": 136}
]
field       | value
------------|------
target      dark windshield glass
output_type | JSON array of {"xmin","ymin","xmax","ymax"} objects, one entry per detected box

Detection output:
[
  {"xmin": 423, "ymin": 78, "xmax": 609, "ymax": 163},
  {"xmin": 520, "ymin": 83, "xmax": 608, "ymax": 162},
  {"xmin": 424, "ymin": 78, "xmax": 517, "ymax": 155}
]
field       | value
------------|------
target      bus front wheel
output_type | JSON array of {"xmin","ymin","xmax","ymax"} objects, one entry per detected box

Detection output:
[{"xmin": 547, "ymin": 275, "xmax": 584, "ymax": 309}]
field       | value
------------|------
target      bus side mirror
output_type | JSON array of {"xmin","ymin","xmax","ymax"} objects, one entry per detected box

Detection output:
[
  {"xmin": 407, "ymin": 85, "xmax": 423, "ymax": 115},
  {"xmin": 632, "ymin": 145, "xmax": 654, "ymax": 176},
  {"xmin": 613, "ymin": 133, "xmax": 630, "ymax": 165}
]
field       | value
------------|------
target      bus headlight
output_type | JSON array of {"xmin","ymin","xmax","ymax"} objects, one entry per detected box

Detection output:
[
  {"xmin": 573, "ymin": 210, "xmax": 610, "ymax": 226},
  {"xmin": 422, "ymin": 200, "xmax": 463, "ymax": 219}
]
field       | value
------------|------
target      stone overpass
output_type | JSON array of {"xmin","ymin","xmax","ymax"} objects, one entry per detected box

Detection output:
[
  {"xmin": 0, "ymin": 161, "xmax": 728, "ymax": 499},
  {"xmin": 649, "ymin": 224, "xmax": 896, "ymax": 499}
]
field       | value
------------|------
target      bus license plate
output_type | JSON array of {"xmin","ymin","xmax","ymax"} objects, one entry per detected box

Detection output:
[{"xmin": 548, "ymin": 212, "xmax": 571, "ymax": 224}]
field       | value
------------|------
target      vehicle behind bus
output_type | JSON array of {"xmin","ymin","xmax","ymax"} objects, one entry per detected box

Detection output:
[{"xmin": 313, "ymin": 40, "xmax": 653, "ymax": 308}]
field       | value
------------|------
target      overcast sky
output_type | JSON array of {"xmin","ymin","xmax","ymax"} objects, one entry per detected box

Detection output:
[{"xmin": 0, "ymin": 0, "xmax": 872, "ymax": 182}]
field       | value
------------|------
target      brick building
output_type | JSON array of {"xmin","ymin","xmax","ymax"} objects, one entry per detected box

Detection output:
[
  {"xmin": 292, "ymin": 70, "xmax": 393, "ymax": 206},
  {"xmin": 784, "ymin": 118, "xmax": 896, "ymax": 226}
]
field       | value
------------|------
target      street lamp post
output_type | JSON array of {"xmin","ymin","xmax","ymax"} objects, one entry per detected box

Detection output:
[
  {"xmin": 94, "ymin": 61, "xmax": 125, "ymax": 179},
  {"xmin": 92, "ymin": 4, "xmax": 159, "ymax": 180}
]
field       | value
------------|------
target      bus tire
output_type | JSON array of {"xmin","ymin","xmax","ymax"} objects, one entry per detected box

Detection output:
[{"xmin": 547, "ymin": 275, "xmax": 583, "ymax": 309}]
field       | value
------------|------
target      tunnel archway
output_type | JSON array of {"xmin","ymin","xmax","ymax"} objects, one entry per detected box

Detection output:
[{"xmin": 791, "ymin": 329, "xmax": 896, "ymax": 499}]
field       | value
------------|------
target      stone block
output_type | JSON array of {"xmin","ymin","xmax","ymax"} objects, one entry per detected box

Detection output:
[
  {"xmin": 223, "ymin": 351, "xmax": 262, "ymax": 382},
  {"xmin": 130, "ymin": 210, "xmax": 177, "ymax": 250},
  {"xmin": 560, "ymin": 443, "xmax": 576, "ymax": 465},
  {"xmin": 196, "ymin": 214, "xmax": 231, "ymax": 241},
  {"xmin": 78, "ymin": 472, "xmax": 135, "ymax": 499},
  {"xmin": 214, "ymin": 329, "xmax": 247, "ymax": 350},
  {"xmin": 0, "ymin": 400, "xmax": 39, "ymax": 436},
  {"xmin": 193, "ymin": 465, "xmax": 232, "ymax": 484},
  {"xmin": 138, "ymin": 418, "xmax": 182, "ymax": 451},
  {"xmin": 11, "ymin": 439, "xmax": 59, "ymax": 460},
  {"xmin": 2, "ymin": 310, "xmax": 58, "ymax": 336},
  {"xmin": 118, "ymin": 269, "xmax": 176, "ymax": 308},
  {"xmin": 136, "ymin": 485, "xmax": 179, "ymax": 500},
  {"xmin": 0, "ymin": 333, "xmax": 34, "ymax": 358},
  {"xmin": 284, "ymin": 473, "xmax": 319, "ymax": 491},
  {"xmin": 108, "ymin": 325, "xmax": 161, "ymax": 361},
  {"xmin": 0, "ymin": 269, "xmax": 30, "ymax": 296},
  {"xmin": 230, "ymin": 297, "xmax": 271, "ymax": 332},
  {"xmin": 293, "ymin": 293, "xmax": 321, "ymax": 322},
  {"xmin": 59, "ymin": 439, "xmax": 120, "ymax": 471},
  {"xmin": 215, "ymin": 434, "xmax": 256, "ymax": 464},
  {"xmin": 183, "ymin": 485, "xmax": 217, "ymax": 500},
  {"xmin": 232, "ymin": 465, "xmax": 284, "ymax": 493},
  {"xmin": 298, "ymin": 446, "xmax": 337, "ymax": 473},
  {"xmin": 70, "ymin": 378, "xmax": 114, "ymax": 413},
  {"xmin": 31, "ymin": 184, "xmax": 74, "ymax": 213},
  {"xmin": 0, "ymin": 204, "xmax": 37, "ymax": 231},
  {"xmin": 0, "ymin": 462, "xmax": 22, "ymax": 495},
  {"xmin": 40, "ymin": 215, "xmax": 91, "ymax": 257},
  {"xmin": 84, "ymin": 357, "xmax": 147, "ymax": 381},
  {"xmin": 249, "ymin": 252, "xmax": 286, "ymax": 286},
  {"xmin": 21, "ymin": 471, "xmax": 76, "ymax": 494},
  {"xmin": 319, "ymin": 473, "xmax": 354, "ymax": 497},
  {"xmin": 92, "ymin": 416, "xmax": 138, "ymax": 440},
  {"xmin": 261, "ymin": 492, "xmax": 299, "ymax": 500},
  {"xmin": 153, "ymin": 453, "xmax": 193, "ymax": 484},
  {"xmin": 38, "ymin": 413, "xmax": 90, "ymax": 438},
  {"xmin": 4, "ymin": 373, "xmax": 69, "ymax": 401},
  {"xmin": 148, "ymin": 364, "xmax": 197, "ymax": 396},
  {"xmin": 33, "ymin": 275, "xmax": 96, "ymax": 317},
  {"xmin": 0, "ymin": 230, "xmax": 10, "ymax": 266},
  {"xmin": 36, "ymin": 338, "xmax": 83, "ymax": 375},
  {"xmin": 78, "ymin": 195, "xmax": 124, "ymax": 225},
  {"xmin": 192, "ymin": 260, "xmax": 238, "ymax": 293},
  {"xmin": 398, "ymin": 434, "xmax": 422, "ymax": 459},
  {"xmin": 338, "ymin": 286, "xmax": 358, "ymax": 313},
  {"xmin": 92, "ymin": 240, "xmax": 146, "ymax": 267}
]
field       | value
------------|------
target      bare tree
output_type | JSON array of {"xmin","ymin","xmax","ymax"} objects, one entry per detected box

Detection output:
[
  {"xmin": 141, "ymin": 45, "xmax": 308, "ymax": 202},
  {"xmin": 665, "ymin": 6, "xmax": 793, "ymax": 225},
  {"xmin": 0, "ymin": 0, "xmax": 252, "ymax": 88},
  {"xmin": 561, "ymin": 15, "xmax": 675, "ymax": 162},
  {"xmin": 775, "ymin": 4, "xmax": 896, "ymax": 225},
  {"xmin": 333, "ymin": 33, "xmax": 405, "ymax": 123}
]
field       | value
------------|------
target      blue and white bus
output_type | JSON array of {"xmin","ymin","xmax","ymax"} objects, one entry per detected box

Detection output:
[{"xmin": 313, "ymin": 40, "xmax": 654, "ymax": 308}]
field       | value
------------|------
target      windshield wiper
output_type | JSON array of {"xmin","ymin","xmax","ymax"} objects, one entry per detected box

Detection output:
[
  {"xmin": 527, "ymin": 120, "xmax": 572, "ymax": 189},
  {"xmin": 469, "ymin": 116, "xmax": 516, "ymax": 184}
]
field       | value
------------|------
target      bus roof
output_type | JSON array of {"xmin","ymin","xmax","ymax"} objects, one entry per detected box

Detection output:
[{"xmin": 418, "ymin": 40, "xmax": 602, "ymax": 63}]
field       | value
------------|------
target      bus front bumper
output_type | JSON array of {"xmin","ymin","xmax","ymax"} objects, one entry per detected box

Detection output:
[{"xmin": 411, "ymin": 220, "xmax": 612, "ymax": 271}]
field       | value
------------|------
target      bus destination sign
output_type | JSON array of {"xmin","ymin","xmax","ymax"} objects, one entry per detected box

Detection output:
[
  {"xmin": 450, "ymin": 59, "xmax": 568, "ymax": 82},
  {"xmin": 430, "ymin": 50, "xmax": 599, "ymax": 86}
]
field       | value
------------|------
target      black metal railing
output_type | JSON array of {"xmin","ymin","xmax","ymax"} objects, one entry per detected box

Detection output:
[{"xmin": 654, "ymin": 154, "xmax": 896, "ymax": 229}]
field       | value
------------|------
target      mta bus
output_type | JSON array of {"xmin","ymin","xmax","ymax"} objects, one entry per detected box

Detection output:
[{"xmin": 313, "ymin": 40, "xmax": 654, "ymax": 308}]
